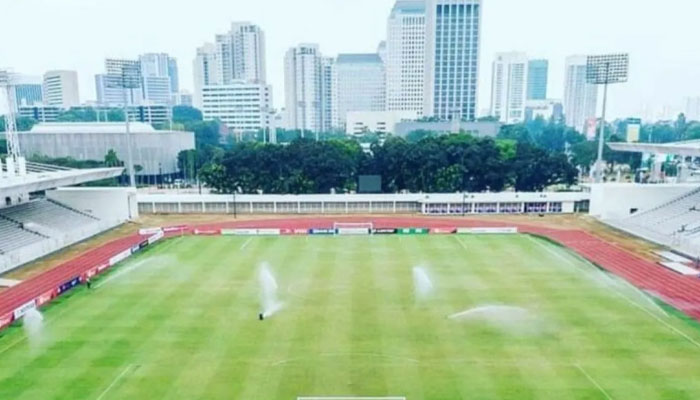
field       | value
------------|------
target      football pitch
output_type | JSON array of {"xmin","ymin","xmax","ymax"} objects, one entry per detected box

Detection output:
[{"xmin": 2, "ymin": 234, "xmax": 700, "ymax": 399}]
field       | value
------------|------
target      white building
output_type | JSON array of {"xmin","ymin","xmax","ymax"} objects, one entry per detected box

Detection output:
[
  {"xmin": 563, "ymin": 55, "xmax": 598, "ymax": 134},
  {"xmin": 385, "ymin": 0, "xmax": 426, "ymax": 116},
  {"xmin": 346, "ymin": 110, "xmax": 419, "ymax": 135},
  {"xmin": 139, "ymin": 53, "xmax": 179, "ymax": 104},
  {"xmin": 321, "ymin": 57, "xmax": 339, "ymax": 131},
  {"xmin": 524, "ymin": 99, "xmax": 563, "ymax": 123},
  {"xmin": 42, "ymin": 70, "xmax": 80, "ymax": 108},
  {"xmin": 200, "ymin": 82, "xmax": 272, "ymax": 133},
  {"xmin": 424, "ymin": 0, "xmax": 482, "ymax": 121},
  {"xmin": 194, "ymin": 22, "xmax": 266, "ymax": 112},
  {"xmin": 337, "ymin": 54, "xmax": 386, "ymax": 126},
  {"xmin": 213, "ymin": 22, "xmax": 266, "ymax": 85},
  {"xmin": 284, "ymin": 44, "xmax": 324, "ymax": 132},
  {"xmin": 490, "ymin": 52, "xmax": 529, "ymax": 124},
  {"xmin": 193, "ymin": 43, "xmax": 221, "ymax": 108}
]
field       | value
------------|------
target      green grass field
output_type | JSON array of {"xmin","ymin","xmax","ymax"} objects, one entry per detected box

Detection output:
[{"xmin": 2, "ymin": 234, "xmax": 700, "ymax": 400}]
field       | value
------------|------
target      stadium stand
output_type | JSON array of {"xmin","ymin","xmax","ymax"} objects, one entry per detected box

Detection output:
[
  {"xmin": 0, "ymin": 217, "xmax": 45, "ymax": 254},
  {"xmin": 0, "ymin": 199, "xmax": 99, "ymax": 233},
  {"xmin": 607, "ymin": 187, "xmax": 700, "ymax": 255}
]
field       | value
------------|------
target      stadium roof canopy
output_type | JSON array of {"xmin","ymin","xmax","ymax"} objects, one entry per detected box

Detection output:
[
  {"xmin": 0, "ymin": 163, "xmax": 123, "ymax": 199},
  {"xmin": 608, "ymin": 140, "xmax": 700, "ymax": 157}
]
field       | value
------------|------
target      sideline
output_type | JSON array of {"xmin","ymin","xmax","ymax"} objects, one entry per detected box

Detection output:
[
  {"xmin": 528, "ymin": 236, "xmax": 700, "ymax": 350},
  {"xmin": 95, "ymin": 237, "xmax": 182, "ymax": 289}
]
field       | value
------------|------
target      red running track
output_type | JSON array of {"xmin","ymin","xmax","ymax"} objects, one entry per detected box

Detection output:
[{"xmin": 1, "ymin": 216, "xmax": 699, "ymax": 326}]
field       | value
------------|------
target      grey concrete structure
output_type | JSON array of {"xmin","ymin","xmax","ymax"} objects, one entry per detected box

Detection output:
[{"xmin": 18, "ymin": 123, "xmax": 194, "ymax": 175}]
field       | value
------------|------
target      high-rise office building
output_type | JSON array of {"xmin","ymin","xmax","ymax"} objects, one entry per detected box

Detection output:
[
  {"xmin": 200, "ymin": 83, "xmax": 272, "ymax": 133},
  {"xmin": 12, "ymin": 75, "xmax": 43, "ymax": 107},
  {"xmin": 385, "ymin": 1, "xmax": 426, "ymax": 115},
  {"xmin": 527, "ymin": 59, "xmax": 548, "ymax": 100},
  {"xmin": 214, "ymin": 22, "xmax": 266, "ymax": 84},
  {"xmin": 284, "ymin": 44, "xmax": 325, "ymax": 133},
  {"xmin": 424, "ymin": 0, "xmax": 482, "ymax": 121},
  {"xmin": 321, "ymin": 57, "xmax": 339, "ymax": 131},
  {"xmin": 563, "ymin": 55, "xmax": 598, "ymax": 134},
  {"xmin": 337, "ymin": 54, "xmax": 386, "ymax": 125},
  {"xmin": 490, "ymin": 52, "xmax": 528, "ymax": 124},
  {"xmin": 194, "ymin": 22, "xmax": 266, "ymax": 111},
  {"xmin": 42, "ymin": 70, "xmax": 80, "ymax": 108},
  {"xmin": 139, "ymin": 53, "xmax": 179, "ymax": 104}
]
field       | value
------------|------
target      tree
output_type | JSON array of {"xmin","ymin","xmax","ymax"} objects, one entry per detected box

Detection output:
[
  {"xmin": 173, "ymin": 106, "xmax": 203, "ymax": 124},
  {"xmin": 104, "ymin": 149, "xmax": 121, "ymax": 167},
  {"xmin": 511, "ymin": 142, "xmax": 577, "ymax": 191},
  {"xmin": 406, "ymin": 129, "xmax": 437, "ymax": 143},
  {"xmin": 0, "ymin": 116, "xmax": 37, "ymax": 132}
]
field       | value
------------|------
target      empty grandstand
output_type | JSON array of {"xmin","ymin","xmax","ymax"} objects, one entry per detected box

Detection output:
[
  {"xmin": 0, "ymin": 155, "xmax": 130, "ymax": 273},
  {"xmin": 606, "ymin": 187, "xmax": 700, "ymax": 255}
]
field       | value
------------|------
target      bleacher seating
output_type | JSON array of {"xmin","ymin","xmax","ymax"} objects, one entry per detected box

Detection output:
[
  {"xmin": 608, "ymin": 187, "xmax": 700, "ymax": 252},
  {"xmin": 0, "ymin": 218, "xmax": 45, "ymax": 254},
  {"xmin": 0, "ymin": 199, "xmax": 99, "ymax": 233}
]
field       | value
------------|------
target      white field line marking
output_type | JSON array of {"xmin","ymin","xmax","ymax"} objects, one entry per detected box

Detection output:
[
  {"xmin": 95, "ymin": 364, "xmax": 136, "ymax": 400},
  {"xmin": 527, "ymin": 236, "xmax": 669, "ymax": 316},
  {"xmin": 95, "ymin": 237, "xmax": 181, "ymax": 289},
  {"xmin": 454, "ymin": 235, "xmax": 469, "ymax": 250},
  {"xmin": 575, "ymin": 364, "xmax": 614, "ymax": 400},
  {"xmin": 528, "ymin": 237, "xmax": 700, "ymax": 349},
  {"xmin": 0, "ymin": 239, "xmax": 183, "ymax": 355},
  {"xmin": 240, "ymin": 237, "xmax": 253, "ymax": 250}
]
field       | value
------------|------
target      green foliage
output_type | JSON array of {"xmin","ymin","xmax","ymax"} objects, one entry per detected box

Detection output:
[
  {"xmin": 406, "ymin": 129, "xmax": 438, "ymax": 143},
  {"xmin": 173, "ymin": 106, "xmax": 203, "ymax": 124},
  {"xmin": 198, "ymin": 134, "xmax": 578, "ymax": 194},
  {"xmin": 0, "ymin": 116, "xmax": 37, "ymax": 132},
  {"xmin": 511, "ymin": 142, "xmax": 578, "ymax": 191}
]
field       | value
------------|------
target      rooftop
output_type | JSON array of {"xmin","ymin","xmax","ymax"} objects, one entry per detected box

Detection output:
[
  {"xmin": 391, "ymin": 0, "xmax": 425, "ymax": 15},
  {"xmin": 27, "ymin": 123, "xmax": 190, "ymax": 135}
]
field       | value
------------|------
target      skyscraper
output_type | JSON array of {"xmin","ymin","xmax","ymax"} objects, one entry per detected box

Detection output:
[
  {"xmin": 563, "ymin": 55, "xmax": 598, "ymax": 134},
  {"xmin": 424, "ymin": 0, "xmax": 482, "ymax": 121},
  {"xmin": 385, "ymin": 1, "xmax": 426, "ymax": 115},
  {"xmin": 527, "ymin": 59, "xmax": 548, "ymax": 100},
  {"xmin": 12, "ymin": 75, "xmax": 43, "ymax": 107},
  {"xmin": 42, "ymin": 70, "xmax": 80, "ymax": 108},
  {"xmin": 320, "ymin": 57, "xmax": 339, "ymax": 131},
  {"xmin": 337, "ymin": 54, "xmax": 386, "ymax": 125},
  {"xmin": 139, "ymin": 53, "xmax": 179, "ymax": 104},
  {"xmin": 214, "ymin": 22, "xmax": 266, "ymax": 84},
  {"xmin": 192, "ymin": 22, "xmax": 270, "ymax": 134},
  {"xmin": 490, "ymin": 52, "xmax": 528, "ymax": 124},
  {"xmin": 284, "ymin": 44, "xmax": 324, "ymax": 133}
]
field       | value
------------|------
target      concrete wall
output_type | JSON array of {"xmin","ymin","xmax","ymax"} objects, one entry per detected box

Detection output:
[
  {"xmin": 47, "ymin": 187, "xmax": 138, "ymax": 222},
  {"xmin": 588, "ymin": 183, "xmax": 699, "ymax": 220}
]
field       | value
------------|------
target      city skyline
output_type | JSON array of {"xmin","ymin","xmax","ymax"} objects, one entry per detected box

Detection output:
[{"xmin": 1, "ymin": 0, "xmax": 699, "ymax": 121}]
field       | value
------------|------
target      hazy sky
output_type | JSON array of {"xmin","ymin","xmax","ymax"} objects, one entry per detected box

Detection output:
[{"xmin": 2, "ymin": 0, "xmax": 699, "ymax": 120}]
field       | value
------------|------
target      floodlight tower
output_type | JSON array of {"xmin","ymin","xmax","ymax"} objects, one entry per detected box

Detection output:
[
  {"xmin": 0, "ymin": 70, "xmax": 25, "ymax": 177},
  {"xmin": 586, "ymin": 53, "xmax": 629, "ymax": 183},
  {"xmin": 105, "ymin": 59, "xmax": 142, "ymax": 187}
]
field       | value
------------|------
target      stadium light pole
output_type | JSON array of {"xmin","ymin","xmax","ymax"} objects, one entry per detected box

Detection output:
[
  {"xmin": 586, "ymin": 54, "xmax": 629, "ymax": 183},
  {"xmin": 106, "ymin": 59, "xmax": 142, "ymax": 188}
]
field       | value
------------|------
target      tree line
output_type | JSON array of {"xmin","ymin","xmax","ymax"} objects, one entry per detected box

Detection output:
[{"xmin": 191, "ymin": 134, "xmax": 577, "ymax": 194}]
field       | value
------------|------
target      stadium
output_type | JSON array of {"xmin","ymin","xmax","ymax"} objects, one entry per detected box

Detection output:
[{"xmin": 2, "ymin": 147, "xmax": 700, "ymax": 400}]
